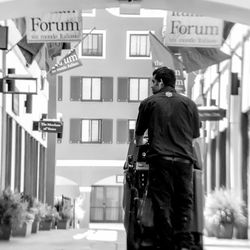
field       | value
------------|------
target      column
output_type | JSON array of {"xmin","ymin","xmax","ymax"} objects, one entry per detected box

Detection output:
[
  {"xmin": 78, "ymin": 187, "xmax": 91, "ymax": 228},
  {"xmin": 247, "ymin": 111, "xmax": 250, "ymax": 238},
  {"xmin": 229, "ymin": 94, "xmax": 242, "ymax": 197},
  {"xmin": 46, "ymin": 72, "xmax": 57, "ymax": 206}
]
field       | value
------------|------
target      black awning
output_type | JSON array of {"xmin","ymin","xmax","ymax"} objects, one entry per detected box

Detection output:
[{"xmin": 198, "ymin": 107, "xmax": 226, "ymax": 121}]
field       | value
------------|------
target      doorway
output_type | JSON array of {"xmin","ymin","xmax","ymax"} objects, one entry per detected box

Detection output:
[{"xmin": 90, "ymin": 185, "xmax": 123, "ymax": 223}]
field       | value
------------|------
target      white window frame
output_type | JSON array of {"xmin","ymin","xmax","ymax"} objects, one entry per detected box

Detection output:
[
  {"xmin": 81, "ymin": 77, "xmax": 102, "ymax": 101},
  {"xmin": 126, "ymin": 31, "xmax": 151, "ymax": 60},
  {"xmin": 128, "ymin": 78, "xmax": 149, "ymax": 102},
  {"xmin": 81, "ymin": 119, "xmax": 102, "ymax": 143},
  {"xmin": 79, "ymin": 29, "xmax": 106, "ymax": 59}
]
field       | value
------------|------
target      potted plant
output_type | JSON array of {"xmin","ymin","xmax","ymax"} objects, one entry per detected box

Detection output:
[
  {"xmin": 204, "ymin": 188, "xmax": 247, "ymax": 239},
  {"xmin": 12, "ymin": 193, "xmax": 36, "ymax": 237},
  {"xmin": 0, "ymin": 188, "xmax": 26, "ymax": 240},
  {"xmin": 51, "ymin": 207, "xmax": 60, "ymax": 229},
  {"xmin": 57, "ymin": 203, "xmax": 73, "ymax": 229},
  {"xmin": 39, "ymin": 204, "xmax": 59, "ymax": 230},
  {"xmin": 30, "ymin": 199, "xmax": 45, "ymax": 233},
  {"xmin": 11, "ymin": 209, "xmax": 34, "ymax": 237}
]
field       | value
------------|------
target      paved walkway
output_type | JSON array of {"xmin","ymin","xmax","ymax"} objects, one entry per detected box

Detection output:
[
  {"xmin": 0, "ymin": 227, "xmax": 126, "ymax": 250},
  {"xmin": 204, "ymin": 236, "xmax": 250, "ymax": 249},
  {"xmin": 0, "ymin": 223, "xmax": 250, "ymax": 250}
]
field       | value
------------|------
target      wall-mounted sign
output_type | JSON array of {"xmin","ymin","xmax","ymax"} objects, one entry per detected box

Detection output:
[
  {"xmin": 39, "ymin": 120, "xmax": 63, "ymax": 133},
  {"xmin": 164, "ymin": 11, "xmax": 223, "ymax": 48},
  {"xmin": 26, "ymin": 10, "xmax": 82, "ymax": 43}
]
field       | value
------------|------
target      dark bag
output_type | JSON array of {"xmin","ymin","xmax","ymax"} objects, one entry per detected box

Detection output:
[{"xmin": 137, "ymin": 185, "xmax": 154, "ymax": 227}]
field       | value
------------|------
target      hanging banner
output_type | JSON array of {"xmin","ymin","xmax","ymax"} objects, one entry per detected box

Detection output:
[
  {"xmin": 174, "ymin": 65, "xmax": 186, "ymax": 94},
  {"xmin": 150, "ymin": 32, "xmax": 185, "ymax": 94},
  {"xmin": 164, "ymin": 11, "xmax": 223, "ymax": 48},
  {"xmin": 0, "ymin": 26, "xmax": 8, "ymax": 50},
  {"xmin": 50, "ymin": 49, "xmax": 82, "ymax": 75},
  {"xmin": 26, "ymin": 10, "xmax": 82, "ymax": 43}
]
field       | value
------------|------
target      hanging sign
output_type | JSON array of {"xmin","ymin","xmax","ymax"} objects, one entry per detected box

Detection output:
[
  {"xmin": 39, "ymin": 120, "xmax": 63, "ymax": 133},
  {"xmin": 164, "ymin": 11, "xmax": 223, "ymax": 48},
  {"xmin": 26, "ymin": 10, "xmax": 82, "ymax": 43},
  {"xmin": 50, "ymin": 48, "xmax": 82, "ymax": 75}
]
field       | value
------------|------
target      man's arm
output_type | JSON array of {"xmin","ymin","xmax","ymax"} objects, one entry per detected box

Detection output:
[
  {"xmin": 135, "ymin": 101, "xmax": 149, "ymax": 146},
  {"xmin": 135, "ymin": 134, "xmax": 145, "ymax": 146}
]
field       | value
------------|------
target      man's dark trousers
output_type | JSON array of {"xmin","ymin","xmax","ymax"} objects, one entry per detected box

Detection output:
[{"xmin": 148, "ymin": 157, "xmax": 194, "ymax": 250}]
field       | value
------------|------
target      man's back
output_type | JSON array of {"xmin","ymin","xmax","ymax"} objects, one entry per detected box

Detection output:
[{"xmin": 136, "ymin": 86, "xmax": 200, "ymax": 161}]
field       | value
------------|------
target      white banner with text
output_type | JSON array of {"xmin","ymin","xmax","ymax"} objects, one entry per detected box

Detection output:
[
  {"xmin": 164, "ymin": 12, "xmax": 223, "ymax": 48},
  {"xmin": 26, "ymin": 10, "xmax": 82, "ymax": 43}
]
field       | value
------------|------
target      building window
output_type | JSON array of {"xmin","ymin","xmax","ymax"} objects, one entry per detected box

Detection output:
[
  {"xmin": 70, "ymin": 76, "xmax": 113, "ymax": 102},
  {"xmin": 82, "ymin": 77, "xmax": 101, "ymax": 101},
  {"xmin": 70, "ymin": 118, "xmax": 113, "ymax": 144},
  {"xmin": 129, "ymin": 120, "xmax": 136, "ymax": 130},
  {"xmin": 127, "ymin": 32, "xmax": 150, "ymax": 58},
  {"xmin": 81, "ymin": 119, "xmax": 102, "ymax": 143},
  {"xmin": 129, "ymin": 78, "xmax": 149, "ymax": 101},
  {"xmin": 80, "ymin": 30, "xmax": 106, "ymax": 58},
  {"xmin": 128, "ymin": 119, "xmax": 136, "ymax": 141},
  {"xmin": 117, "ymin": 119, "xmax": 136, "ymax": 144}
]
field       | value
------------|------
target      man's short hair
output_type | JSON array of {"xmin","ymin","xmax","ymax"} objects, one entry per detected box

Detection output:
[{"xmin": 153, "ymin": 66, "xmax": 176, "ymax": 88}]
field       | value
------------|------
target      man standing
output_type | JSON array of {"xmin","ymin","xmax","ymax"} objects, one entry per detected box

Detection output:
[{"xmin": 135, "ymin": 66, "xmax": 200, "ymax": 250}]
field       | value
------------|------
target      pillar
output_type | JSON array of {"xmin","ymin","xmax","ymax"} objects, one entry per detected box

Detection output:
[
  {"xmin": 46, "ymin": 72, "xmax": 57, "ymax": 206},
  {"xmin": 0, "ymin": 49, "xmax": 7, "ymax": 191},
  {"xmin": 247, "ymin": 111, "xmax": 250, "ymax": 238},
  {"xmin": 78, "ymin": 187, "xmax": 91, "ymax": 228},
  {"xmin": 229, "ymin": 94, "xmax": 242, "ymax": 197}
]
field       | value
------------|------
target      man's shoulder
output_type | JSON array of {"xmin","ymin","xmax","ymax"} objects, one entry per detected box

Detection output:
[
  {"xmin": 140, "ymin": 94, "xmax": 156, "ymax": 105},
  {"xmin": 177, "ymin": 93, "xmax": 197, "ymax": 106}
]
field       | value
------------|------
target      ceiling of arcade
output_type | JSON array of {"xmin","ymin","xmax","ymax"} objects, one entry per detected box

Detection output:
[{"xmin": 0, "ymin": 0, "xmax": 250, "ymax": 25}]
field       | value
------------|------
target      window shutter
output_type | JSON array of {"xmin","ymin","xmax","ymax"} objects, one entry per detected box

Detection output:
[
  {"xmin": 117, "ymin": 77, "xmax": 128, "ymax": 102},
  {"xmin": 102, "ymin": 77, "xmax": 113, "ymax": 102},
  {"xmin": 102, "ymin": 119, "xmax": 113, "ymax": 144},
  {"xmin": 70, "ymin": 76, "xmax": 81, "ymax": 101},
  {"xmin": 57, "ymin": 76, "xmax": 63, "ymax": 101},
  {"xmin": 70, "ymin": 119, "xmax": 81, "ymax": 143},
  {"xmin": 116, "ymin": 119, "xmax": 128, "ymax": 144}
]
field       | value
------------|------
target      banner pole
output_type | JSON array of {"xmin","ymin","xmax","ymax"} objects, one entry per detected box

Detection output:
[{"xmin": 72, "ymin": 27, "xmax": 96, "ymax": 51}]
